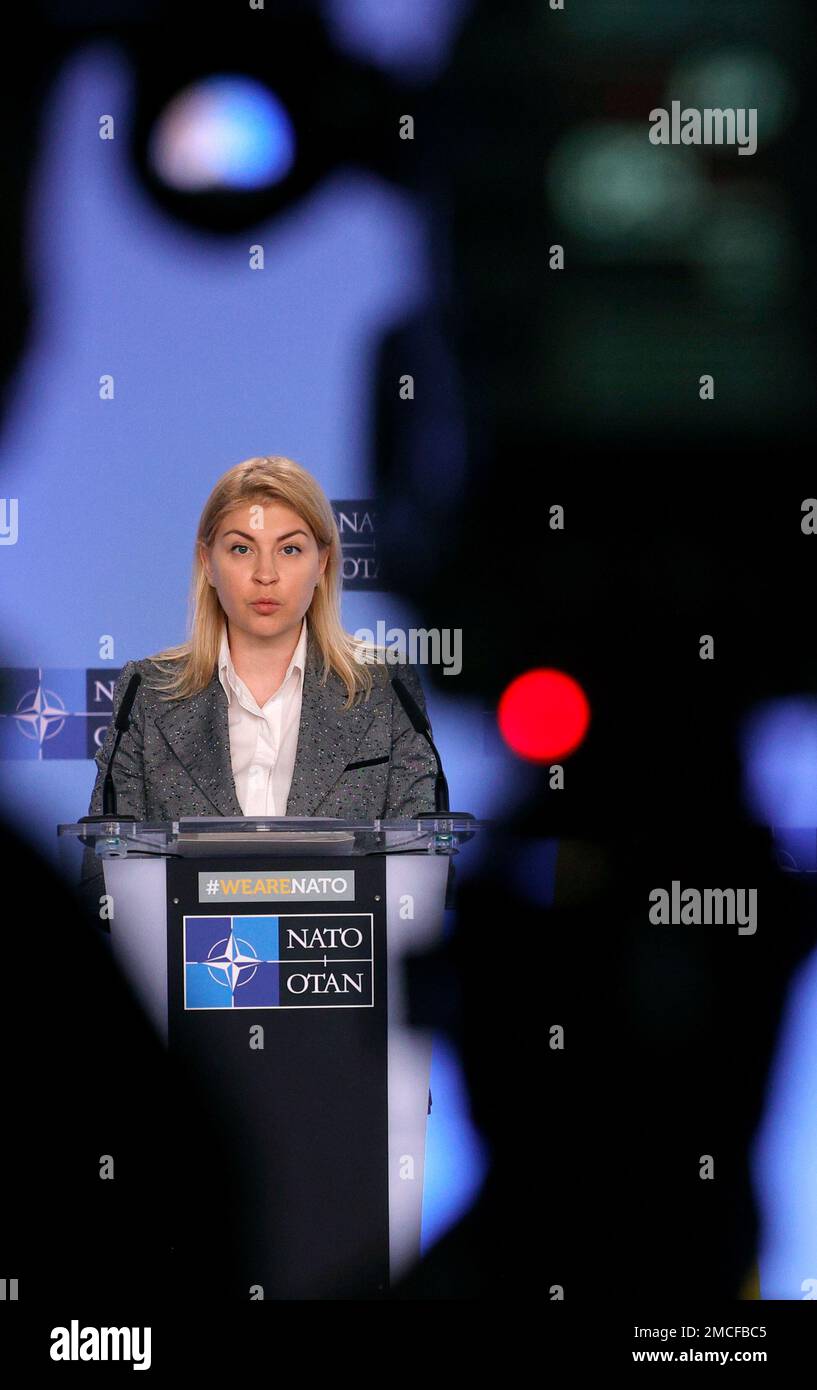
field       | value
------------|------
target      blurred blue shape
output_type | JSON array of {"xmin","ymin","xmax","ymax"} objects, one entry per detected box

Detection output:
[
  {"xmin": 739, "ymin": 697, "xmax": 817, "ymax": 826},
  {"xmin": 771, "ymin": 827, "xmax": 817, "ymax": 874},
  {"xmin": 422, "ymin": 1032, "xmax": 490, "ymax": 1252},
  {"xmin": 326, "ymin": 0, "xmax": 472, "ymax": 80},
  {"xmin": 148, "ymin": 74, "xmax": 296, "ymax": 191},
  {"xmin": 751, "ymin": 944, "xmax": 817, "ymax": 1298}
]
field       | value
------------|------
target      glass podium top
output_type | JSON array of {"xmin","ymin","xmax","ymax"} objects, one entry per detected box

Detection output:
[{"xmin": 59, "ymin": 815, "xmax": 487, "ymax": 859}]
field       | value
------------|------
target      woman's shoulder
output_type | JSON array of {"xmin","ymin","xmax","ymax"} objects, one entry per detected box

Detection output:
[
  {"xmin": 351, "ymin": 638, "xmax": 424, "ymax": 683},
  {"xmin": 117, "ymin": 655, "xmax": 190, "ymax": 703},
  {"xmin": 358, "ymin": 655, "xmax": 429, "ymax": 718},
  {"xmin": 126, "ymin": 654, "xmax": 180, "ymax": 679},
  {"xmin": 386, "ymin": 658, "xmax": 427, "ymax": 698}
]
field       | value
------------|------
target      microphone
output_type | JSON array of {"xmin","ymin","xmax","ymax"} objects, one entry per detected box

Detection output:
[
  {"xmin": 390, "ymin": 673, "xmax": 450, "ymax": 813},
  {"xmin": 389, "ymin": 672, "xmax": 475, "ymax": 916},
  {"xmin": 390, "ymin": 671, "xmax": 475, "ymax": 827},
  {"xmin": 80, "ymin": 671, "xmax": 142, "ymax": 823}
]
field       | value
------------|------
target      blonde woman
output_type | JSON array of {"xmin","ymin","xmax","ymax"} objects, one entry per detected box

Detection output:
[{"xmin": 80, "ymin": 455, "xmax": 439, "ymax": 906}]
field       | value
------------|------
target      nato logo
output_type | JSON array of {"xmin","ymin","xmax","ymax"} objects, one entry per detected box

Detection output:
[
  {"xmin": 0, "ymin": 666, "xmax": 121, "ymax": 759},
  {"xmin": 184, "ymin": 912, "xmax": 374, "ymax": 1009}
]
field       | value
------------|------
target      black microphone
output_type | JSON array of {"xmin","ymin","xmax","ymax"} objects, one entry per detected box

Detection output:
[
  {"xmin": 80, "ymin": 671, "xmax": 142, "ymax": 823},
  {"xmin": 390, "ymin": 673, "xmax": 450, "ymax": 813},
  {"xmin": 389, "ymin": 671, "xmax": 475, "ymax": 827},
  {"xmin": 389, "ymin": 672, "xmax": 476, "ymax": 917}
]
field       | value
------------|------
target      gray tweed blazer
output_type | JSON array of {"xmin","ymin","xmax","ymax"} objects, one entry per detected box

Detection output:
[{"xmin": 78, "ymin": 627, "xmax": 439, "ymax": 906}]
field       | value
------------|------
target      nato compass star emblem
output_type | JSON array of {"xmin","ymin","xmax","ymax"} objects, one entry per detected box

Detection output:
[
  {"xmin": 11, "ymin": 678, "xmax": 68, "ymax": 745},
  {"xmin": 204, "ymin": 930, "xmax": 260, "ymax": 994}
]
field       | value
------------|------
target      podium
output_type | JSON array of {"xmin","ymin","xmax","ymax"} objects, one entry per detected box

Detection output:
[{"xmin": 58, "ymin": 814, "xmax": 483, "ymax": 1299}]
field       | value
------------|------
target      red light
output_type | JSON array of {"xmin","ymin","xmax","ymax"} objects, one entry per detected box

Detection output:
[{"xmin": 497, "ymin": 668, "xmax": 590, "ymax": 761}]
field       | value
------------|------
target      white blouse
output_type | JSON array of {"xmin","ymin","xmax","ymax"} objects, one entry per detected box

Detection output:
[{"xmin": 216, "ymin": 615, "xmax": 308, "ymax": 815}]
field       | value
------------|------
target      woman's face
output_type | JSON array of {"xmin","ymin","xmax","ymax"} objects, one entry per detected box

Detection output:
[{"xmin": 200, "ymin": 501, "xmax": 328, "ymax": 639}]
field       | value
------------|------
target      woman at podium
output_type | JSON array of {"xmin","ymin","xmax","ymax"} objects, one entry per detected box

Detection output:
[{"xmin": 80, "ymin": 454, "xmax": 441, "ymax": 905}]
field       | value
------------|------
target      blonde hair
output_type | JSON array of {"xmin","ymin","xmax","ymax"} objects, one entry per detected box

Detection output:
[{"xmin": 145, "ymin": 455, "xmax": 384, "ymax": 709}]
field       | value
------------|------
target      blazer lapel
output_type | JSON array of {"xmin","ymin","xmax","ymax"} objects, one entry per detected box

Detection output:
[
  {"xmin": 153, "ymin": 670, "xmax": 243, "ymax": 818},
  {"xmin": 153, "ymin": 626, "xmax": 387, "ymax": 818},
  {"xmin": 284, "ymin": 628, "xmax": 386, "ymax": 815}
]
